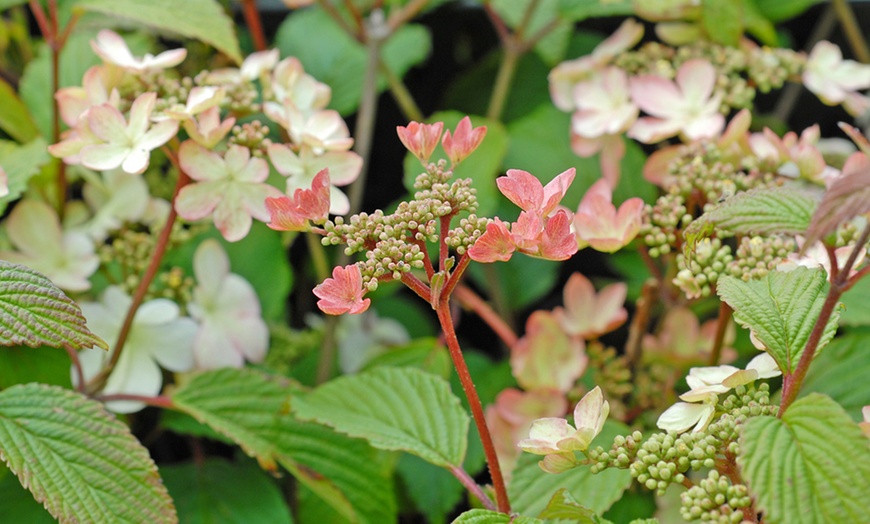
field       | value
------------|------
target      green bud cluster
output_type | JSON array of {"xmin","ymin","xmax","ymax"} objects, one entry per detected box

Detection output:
[
  {"xmin": 726, "ymin": 235, "xmax": 796, "ymax": 281},
  {"xmin": 589, "ymin": 431, "xmax": 644, "ymax": 473},
  {"xmin": 680, "ymin": 470, "xmax": 751, "ymax": 523},
  {"xmin": 674, "ymin": 238, "xmax": 734, "ymax": 298},
  {"xmin": 641, "ymin": 194, "xmax": 690, "ymax": 258},
  {"xmin": 156, "ymin": 266, "xmax": 194, "ymax": 307},
  {"xmin": 745, "ymin": 46, "xmax": 804, "ymax": 94},
  {"xmin": 229, "ymin": 121, "xmax": 271, "ymax": 155},
  {"xmin": 585, "ymin": 343, "xmax": 633, "ymax": 419}
]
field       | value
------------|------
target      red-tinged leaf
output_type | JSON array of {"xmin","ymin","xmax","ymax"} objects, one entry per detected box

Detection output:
[{"xmin": 803, "ymin": 162, "xmax": 870, "ymax": 250}]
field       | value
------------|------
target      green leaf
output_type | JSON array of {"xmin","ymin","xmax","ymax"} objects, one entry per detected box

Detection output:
[
  {"xmin": 0, "ymin": 0, "xmax": 27, "ymax": 10},
  {"xmin": 292, "ymin": 366, "xmax": 469, "ymax": 467},
  {"xmin": 743, "ymin": 0, "xmax": 778, "ymax": 46},
  {"xmin": 840, "ymin": 276, "xmax": 870, "ymax": 326},
  {"xmin": 0, "ymin": 139, "xmax": 51, "ymax": 214},
  {"xmin": 73, "ymin": 0, "xmax": 241, "ymax": 63},
  {"xmin": 799, "ymin": 328, "xmax": 870, "ymax": 420},
  {"xmin": 0, "ymin": 345, "xmax": 73, "ymax": 389},
  {"xmin": 684, "ymin": 185, "xmax": 817, "ymax": 249},
  {"xmin": 753, "ymin": 0, "xmax": 823, "ymax": 22},
  {"xmin": 396, "ymin": 453, "xmax": 464, "ymax": 524},
  {"xmin": 538, "ymin": 488, "xmax": 602, "ymax": 523},
  {"xmin": 716, "ymin": 267, "xmax": 839, "ymax": 374},
  {"xmin": 702, "ymin": 0, "xmax": 743, "ymax": 46},
  {"xmin": 558, "ymin": 0, "xmax": 635, "ymax": 20},
  {"xmin": 0, "ymin": 384, "xmax": 175, "ymax": 523},
  {"xmin": 452, "ymin": 509, "xmax": 543, "ymax": 524},
  {"xmin": 403, "ymin": 111, "xmax": 508, "ymax": 218},
  {"xmin": 490, "ymin": 0, "xmax": 570, "ymax": 65},
  {"xmin": 361, "ymin": 337, "xmax": 452, "ymax": 380},
  {"xmin": 509, "ymin": 420, "xmax": 633, "ymax": 516},
  {"xmin": 0, "ymin": 464, "xmax": 56, "ymax": 523},
  {"xmin": 739, "ymin": 394, "xmax": 870, "ymax": 524},
  {"xmin": 0, "ymin": 77, "xmax": 39, "ymax": 142},
  {"xmin": 170, "ymin": 368, "xmax": 396, "ymax": 524},
  {"xmin": 0, "ymin": 260, "xmax": 106, "ymax": 350},
  {"xmin": 275, "ymin": 7, "xmax": 431, "ymax": 116},
  {"xmin": 162, "ymin": 458, "xmax": 293, "ymax": 524}
]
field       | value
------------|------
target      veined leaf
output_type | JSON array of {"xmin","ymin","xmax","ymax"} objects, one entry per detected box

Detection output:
[
  {"xmin": 73, "ymin": 0, "xmax": 241, "ymax": 63},
  {"xmin": 739, "ymin": 394, "xmax": 870, "ymax": 524},
  {"xmin": 538, "ymin": 488, "xmax": 604, "ymax": 523},
  {"xmin": 0, "ymin": 260, "xmax": 106, "ymax": 350},
  {"xmin": 0, "ymin": 77, "xmax": 39, "ymax": 143},
  {"xmin": 803, "ymin": 160, "xmax": 870, "ymax": 249},
  {"xmin": 0, "ymin": 384, "xmax": 175, "ymax": 523},
  {"xmin": 292, "ymin": 366, "xmax": 469, "ymax": 468},
  {"xmin": 684, "ymin": 185, "xmax": 817, "ymax": 249},
  {"xmin": 716, "ymin": 267, "xmax": 840, "ymax": 374},
  {"xmin": 170, "ymin": 368, "xmax": 396, "ymax": 524},
  {"xmin": 800, "ymin": 328, "xmax": 870, "ymax": 420},
  {"xmin": 0, "ymin": 139, "xmax": 51, "ymax": 215},
  {"xmin": 452, "ymin": 509, "xmax": 543, "ymax": 524}
]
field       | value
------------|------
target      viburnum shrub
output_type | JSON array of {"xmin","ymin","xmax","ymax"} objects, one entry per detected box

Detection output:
[{"xmin": 0, "ymin": 1, "xmax": 869, "ymax": 523}]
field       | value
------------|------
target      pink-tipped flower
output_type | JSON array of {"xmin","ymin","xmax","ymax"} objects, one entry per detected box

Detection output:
[
  {"xmin": 183, "ymin": 106, "xmax": 236, "ymax": 149},
  {"xmin": 266, "ymin": 168, "xmax": 331, "ymax": 231},
  {"xmin": 574, "ymin": 179, "xmax": 644, "ymax": 253},
  {"xmin": 91, "ymin": 30, "xmax": 186, "ymax": 73},
  {"xmin": 628, "ymin": 59, "xmax": 725, "ymax": 144},
  {"xmin": 396, "ymin": 121, "xmax": 443, "ymax": 164},
  {"xmin": 497, "ymin": 168, "xmax": 576, "ymax": 218},
  {"xmin": 267, "ymin": 143, "xmax": 361, "ymax": 215},
  {"xmin": 553, "ymin": 273, "xmax": 628, "ymax": 339},
  {"xmin": 441, "ymin": 116, "xmax": 487, "ymax": 165},
  {"xmin": 517, "ymin": 386, "xmax": 609, "ymax": 454},
  {"xmin": 804, "ymin": 41, "xmax": 870, "ymax": 108},
  {"xmin": 313, "ymin": 264, "xmax": 371, "ymax": 315},
  {"xmin": 467, "ymin": 218, "xmax": 515, "ymax": 263},
  {"xmin": 511, "ymin": 311, "xmax": 588, "ymax": 393}
]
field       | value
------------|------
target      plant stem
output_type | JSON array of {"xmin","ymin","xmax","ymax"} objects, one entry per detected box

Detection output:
[
  {"xmin": 708, "ymin": 302, "xmax": 732, "ymax": 366},
  {"xmin": 65, "ymin": 345, "xmax": 85, "ymax": 394},
  {"xmin": 486, "ymin": 46, "xmax": 519, "ymax": 120},
  {"xmin": 453, "ymin": 284, "xmax": 518, "ymax": 348},
  {"xmin": 386, "ymin": 0, "xmax": 429, "ymax": 32},
  {"xmin": 448, "ymin": 464, "xmax": 497, "ymax": 511},
  {"xmin": 832, "ymin": 0, "xmax": 870, "ymax": 63},
  {"xmin": 436, "ymin": 300, "xmax": 510, "ymax": 514},
  {"xmin": 625, "ymin": 278, "xmax": 658, "ymax": 370},
  {"xmin": 240, "ymin": 0, "xmax": 268, "ymax": 52}
]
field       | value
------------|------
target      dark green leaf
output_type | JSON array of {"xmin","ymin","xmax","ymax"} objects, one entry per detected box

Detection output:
[
  {"xmin": 397, "ymin": 453, "xmax": 464, "ymax": 524},
  {"xmin": 452, "ymin": 509, "xmax": 543, "ymax": 523},
  {"xmin": 799, "ymin": 328, "xmax": 870, "ymax": 420},
  {"xmin": 0, "ymin": 345, "xmax": 72, "ymax": 389},
  {"xmin": 840, "ymin": 276, "xmax": 870, "ymax": 327}
]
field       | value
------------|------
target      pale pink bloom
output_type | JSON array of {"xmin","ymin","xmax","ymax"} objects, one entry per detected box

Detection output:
[
  {"xmin": 313, "ymin": 264, "xmax": 371, "ymax": 315},
  {"xmin": 183, "ymin": 106, "xmax": 236, "ymax": 149},
  {"xmin": 396, "ymin": 121, "xmax": 443, "ymax": 164},
  {"xmin": 204, "ymin": 49, "xmax": 280, "ymax": 84},
  {"xmin": 803, "ymin": 41, "xmax": 870, "ymax": 106},
  {"xmin": 496, "ymin": 168, "xmax": 575, "ymax": 218},
  {"xmin": 76, "ymin": 286, "xmax": 195, "ymax": 413},
  {"xmin": 81, "ymin": 169, "xmax": 151, "ymax": 240},
  {"xmin": 265, "ymin": 102, "xmax": 353, "ymax": 153},
  {"xmin": 175, "ymin": 141, "xmax": 283, "ymax": 242},
  {"xmin": 467, "ymin": 218, "xmax": 515, "ymax": 263},
  {"xmin": 441, "ymin": 116, "xmax": 487, "ymax": 165},
  {"xmin": 270, "ymin": 57, "xmax": 331, "ymax": 112},
  {"xmin": 553, "ymin": 273, "xmax": 627, "ymax": 339},
  {"xmin": 571, "ymin": 133, "xmax": 625, "ymax": 187},
  {"xmin": 572, "ymin": 67, "xmax": 638, "ymax": 139},
  {"xmin": 748, "ymin": 126, "xmax": 832, "ymax": 182},
  {"xmin": 56, "ymin": 66, "xmax": 121, "ymax": 127},
  {"xmin": 0, "ymin": 199, "xmax": 98, "ymax": 291},
  {"xmin": 78, "ymin": 92, "xmax": 179, "ymax": 175},
  {"xmin": 188, "ymin": 239, "xmax": 269, "ymax": 369},
  {"xmin": 549, "ymin": 19, "xmax": 644, "ymax": 111},
  {"xmin": 90, "ymin": 30, "xmax": 186, "ymax": 73},
  {"xmin": 158, "ymin": 86, "xmax": 225, "ymax": 121},
  {"xmin": 511, "ymin": 311, "xmax": 587, "ymax": 393},
  {"xmin": 574, "ymin": 179, "xmax": 643, "ymax": 253},
  {"xmin": 267, "ymin": 143, "xmax": 361, "ymax": 215},
  {"xmin": 265, "ymin": 168, "xmax": 331, "ymax": 231},
  {"xmin": 48, "ymin": 115, "xmax": 102, "ymax": 165},
  {"xmin": 518, "ymin": 386, "xmax": 609, "ymax": 454},
  {"xmin": 778, "ymin": 235, "xmax": 867, "ymax": 280},
  {"xmin": 643, "ymin": 307, "xmax": 736, "ymax": 365},
  {"xmin": 629, "ymin": 59, "xmax": 725, "ymax": 143}
]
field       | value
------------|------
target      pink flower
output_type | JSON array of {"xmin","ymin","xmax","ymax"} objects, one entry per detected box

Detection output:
[
  {"xmin": 266, "ymin": 168, "xmax": 331, "ymax": 231},
  {"xmin": 313, "ymin": 264, "xmax": 371, "ymax": 315},
  {"xmin": 778, "ymin": 235, "xmax": 867, "ymax": 280},
  {"xmin": 176, "ymin": 141, "xmax": 283, "ymax": 242},
  {"xmin": 553, "ymin": 273, "xmax": 627, "ymax": 339},
  {"xmin": 748, "ymin": 126, "xmax": 834, "ymax": 183},
  {"xmin": 265, "ymin": 101, "xmax": 354, "ymax": 153},
  {"xmin": 396, "ymin": 121, "xmax": 443, "ymax": 163},
  {"xmin": 90, "ymin": 30, "xmax": 186, "ymax": 73},
  {"xmin": 511, "ymin": 311, "xmax": 587, "ymax": 393},
  {"xmin": 267, "ymin": 143, "xmax": 361, "ymax": 215},
  {"xmin": 441, "ymin": 116, "xmax": 487, "ymax": 165},
  {"xmin": 467, "ymin": 218, "xmax": 515, "ymax": 263},
  {"xmin": 518, "ymin": 386, "xmax": 609, "ymax": 454},
  {"xmin": 183, "ymin": 106, "xmax": 236, "ymax": 149},
  {"xmin": 629, "ymin": 59, "xmax": 724, "ymax": 143},
  {"xmin": 78, "ymin": 92, "xmax": 179, "ymax": 175},
  {"xmin": 574, "ymin": 179, "xmax": 643, "ymax": 253},
  {"xmin": 55, "ymin": 66, "xmax": 120, "ymax": 127},
  {"xmin": 572, "ymin": 67, "xmax": 638, "ymax": 139},
  {"xmin": 496, "ymin": 168, "xmax": 575, "ymax": 218},
  {"xmin": 803, "ymin": 41, "xmax": 870, "ymax": 107}
]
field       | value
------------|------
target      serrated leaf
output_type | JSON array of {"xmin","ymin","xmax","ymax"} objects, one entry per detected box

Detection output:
[
  {"xmin": 170, "ymin": 368, "xmax": 396, "ymax": 524},
  {"xmin": 452, "ymin": 509, "xmax": 543, "ymax": 524},
  {"xmin": 0, "ymin": 77, "xmax": 39, "ymax": 143},
  {"xmin": 716, "ymin": 267, "xmax": 839, "ymax": 374},
  {"xmin": 0, "ymin": 384, "xmax": 175, "ymax": 523},
  {"xmin": 162, "ymin": 458, "xmax": 293, "ymax": 524},
  {"xmin": 403, "ymin": 111, "xmax": 508, "ymax": 218},
  {"xmin": 538, "ymin": 488, "xmax": 600, "ymax": 522},
  {"xmin": 701, "ymin": 0, "xmax": 743, "ymax": 46},
  {"xmin": 0, "ymin": 260, "xmax": 106, "ymax": 350},
  {"xmin": 73, "ymin": 0, "xmax": 241, "ymax": 63},
  {"xmin": 799, "ymin": 328, "xmax": 870, "ymax": 420},
  {"xmin": 739, "ymin": 394, "xmax": 870, "ymax": 524},
  {"xmin": 275, "ymin": 7, "xmax": 431, "ymax": 116},
  {"xmin": 509, "ymin": 420, "xmax": 633, "ymax": 516},
  {"xmin": 293, "ymin": 366, "xmax": 469, "ymax": 467},
  {"xmin": 0, "ymin": 139, "xmax": 51, "ymax": 214},
  {"xmin": 803, "ymin": 162, "xmax": 870, "ymax": 249},
  {"xmin": 684, "ymin": 185, "xmax": 817, "ymax": 248}
]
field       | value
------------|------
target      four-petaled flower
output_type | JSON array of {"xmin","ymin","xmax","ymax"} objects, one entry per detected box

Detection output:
[
  {"xmin": 574, "ymin": 179, "xmax": 643, "ymax": 253},
  {"xmin": 803, "ymin": 41, "xmax": 870, "ymax": 110},
  {"xmin": 397, "ymin": 121, "xmax": 444, "ymax": 164},
  {"xmin": 553, "ymin": 272, "xmax": 628, "ymax": 339},
  {"xmin": 266, "ymin": 168, "xmax": 332, "ymax": 231},
  {"xmin": 313, "ymin": 264, "xmax": 371, "ymax": 315},
  {"xmin": 441, "ymin": 116, "xmax": 487, "ymax": 165},
  {"xmin": 268, "ymin": 142, "xmax": 361, "ymax": 215}
]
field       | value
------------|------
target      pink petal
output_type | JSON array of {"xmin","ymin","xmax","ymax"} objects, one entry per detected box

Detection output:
[
  {"xmin": 179, "ymin": 140, "xmax": 225, "ymax": 181},
  {"xmin": 467, "ymin": 218, "xmax": 515, "ymax": 263},
  {"xmin": 497, "ymin": 169, "xmax": 544, "ymax": 213},
  {"xmin": 175, "ymin": 181, "xmax": 222, "ymax": 220}
]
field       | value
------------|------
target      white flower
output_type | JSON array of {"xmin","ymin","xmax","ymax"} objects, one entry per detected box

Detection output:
[
  {"xmin": 264, "ymin": 101, "xmax": 353, "ymax": 154},
  {"xmin": 0, "ymin": 199, "xmax": 98, "ymax": 291},
  {"xmin": 203, "ymin": 49, "xmax": 280, "ymax": 84},
  {"xmin": 91, "ymin": 30, "xmax": 187, "ymax": 73},
  {"xmin": 80, "ymin": 169, "xmax": 151, "ymax": 240},
  {"xmin": 518, "ymin": 386, "xmax": 609, "ymax": 454},
  {"xmin": 76, "ymin": 287, "xmax": 196, "ymax": 413},
  {"xmin": 188, "ymin": 239, "xmax": 269, "ymax": 369},
  {"xmin": 803, "ymin": 41, "xmax": 870, "ymax": 106}
]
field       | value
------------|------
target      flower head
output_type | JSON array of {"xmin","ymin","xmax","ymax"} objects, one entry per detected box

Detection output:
[
  {"xmin": 803, "ymin": 41, "xmax": 870, "ymax": 108},
  {"xmin": 518, "ymin": 386, "xmax": 609, "ymax": 454},
  {"xmin": 574, "ymin": 179, "xmax": 643, "ymax": 253},
  {"xmin": 441, "ymin": 116, "xmax": 487, "ymax": 165},
  {"xmin": 267, "ymin": 143, "xmax": 361, "ymax": 215},
  {"xmin": 496, "ymin": 168, "xmax": 575, "ymax": 218},
  {"xmin": 511, "ymin": 311, "xmax": 587, "ymax": 393},
  {"xmin": 396, "ymin": 121, "xmax": 443, "ymax": 163},
  {"xmin": 90, "ymin": 30, "xmax": 186, "ymax": 73},
  {"xmin": 266, "ymin": 168, "xmax": 332, "ymax": 231},
  {"xmin": 313, "ymin": 264, "xmax": 371, "ymax": 315},
  {"xmin": 553, "ymin": 272, "xmax": 627, "ymax": 339}
]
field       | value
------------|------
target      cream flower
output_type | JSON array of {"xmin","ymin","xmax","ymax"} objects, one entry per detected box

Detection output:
[
  {"xmin": 518, "ymin": 386, "xmax": 609, "ymax": 454},
  {"xmin": 90, "ymin": 30, "xmax": 186, "ymax": 73}
]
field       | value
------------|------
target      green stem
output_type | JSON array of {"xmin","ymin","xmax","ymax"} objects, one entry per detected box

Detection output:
[
  {"xmin": 832, "ymin": 0, "xmax": 870, "ymax": 63},
  {"xmin": 486, "ymin": 45, "xmax": 519, "ymax": 121}
]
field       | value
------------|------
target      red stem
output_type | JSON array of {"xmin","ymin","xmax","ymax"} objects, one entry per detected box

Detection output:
[
  {"xmin": 436, "ymin": 300, "xmax": 510, "ymax": 513},
  {"xmin": 65, "ymin": 344, "xmax": 86, "ymax": 394},
  {"xmin": 448, "ymin": 464, "xmax": 496, "ymax": 511},
  {"xmin": 96, "ymin": 394, "xmax": 175, "ymax": 409},
  {"xmin": 240, "ymin": 0, "xmax": 267, "ymax": 52}
]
